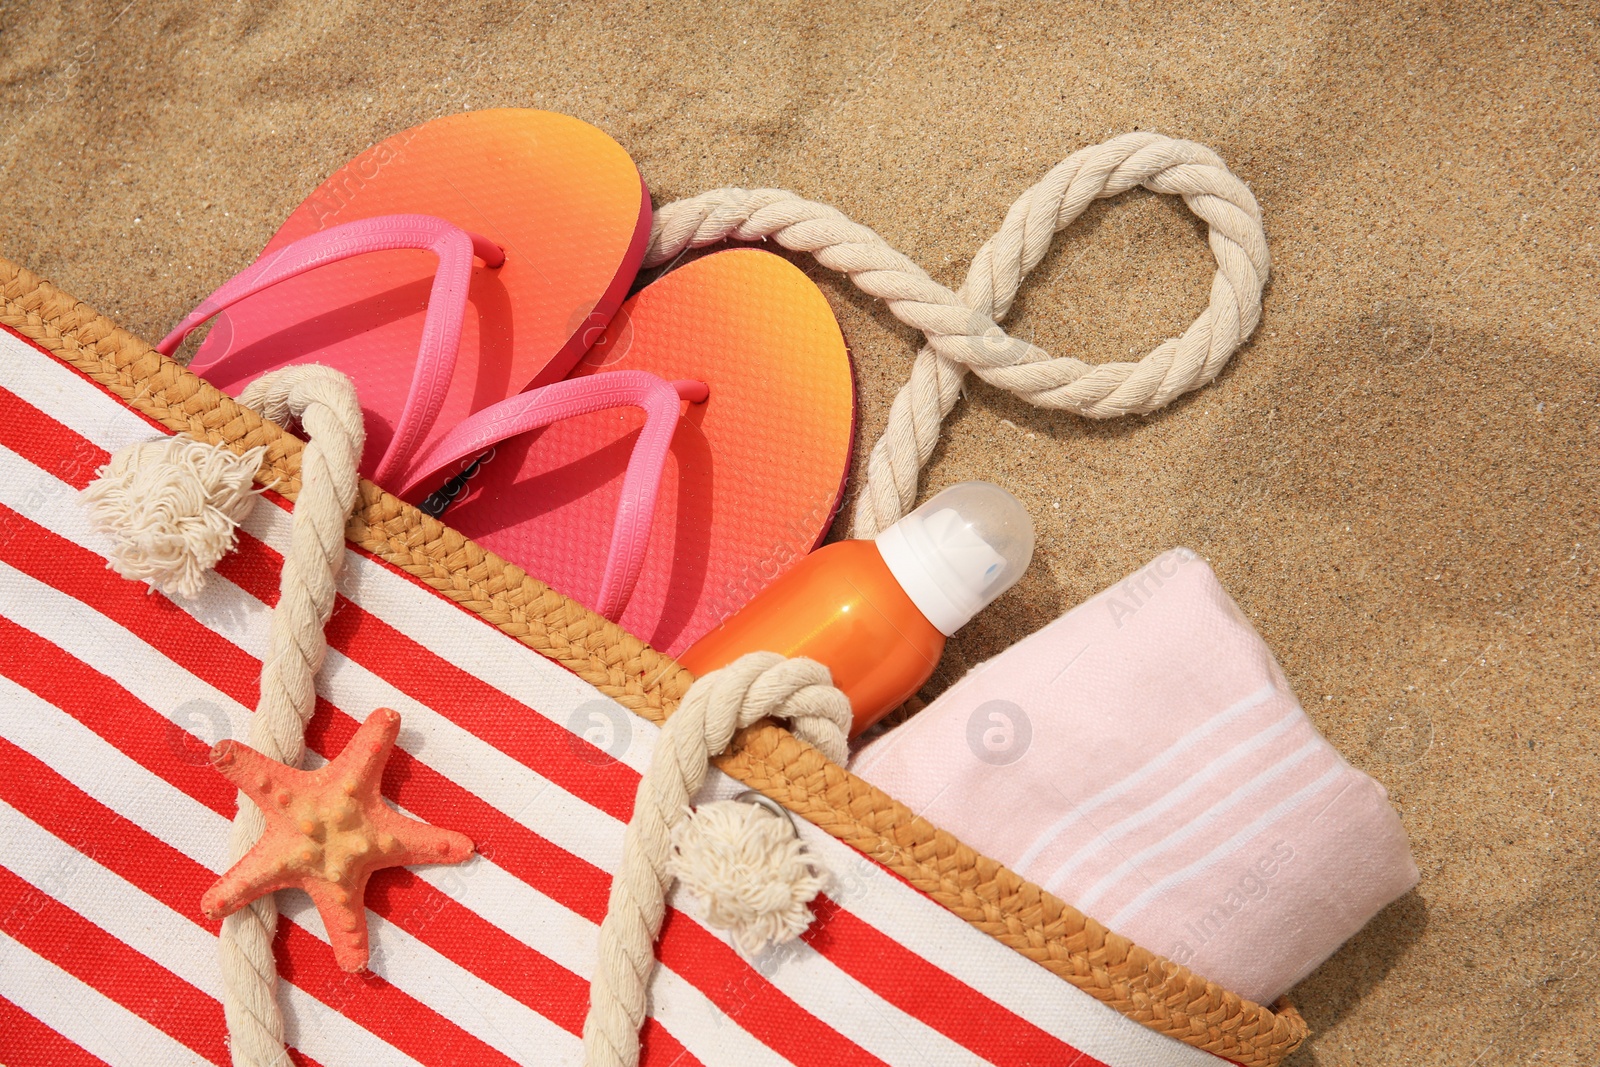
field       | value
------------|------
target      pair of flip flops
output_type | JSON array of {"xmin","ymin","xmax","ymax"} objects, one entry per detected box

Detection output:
[{"xmin": 160, "ymin": 110, "xmax": 855, "ymax": 655}]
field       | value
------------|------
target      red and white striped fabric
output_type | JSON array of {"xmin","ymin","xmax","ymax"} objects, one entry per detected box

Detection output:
[{"xmin": 0, "ymin": 324, "xmax": 1223, "ymax": 1067}]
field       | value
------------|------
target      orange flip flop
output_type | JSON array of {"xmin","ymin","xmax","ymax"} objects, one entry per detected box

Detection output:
[
  {"xmin": 161, "ymin": 109, "xmax": 649, "ymax": 484},
  {"xmin": 398, "ymin": 248, "xmax": 856, "ymax": 656}
]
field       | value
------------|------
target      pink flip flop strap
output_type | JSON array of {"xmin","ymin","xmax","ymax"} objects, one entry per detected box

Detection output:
[
  {"xmin": 398, "ymin": 371, "xmax": 710, "ymax": 622},
  {"xmin": 157, "ymin": 214, "xmax": 505, "ymax": 486}
]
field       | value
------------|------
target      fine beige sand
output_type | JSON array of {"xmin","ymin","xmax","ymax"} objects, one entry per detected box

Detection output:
[{"xmin": 3, "ymin": 2, "xmax": 1596, "ymax": 1063}]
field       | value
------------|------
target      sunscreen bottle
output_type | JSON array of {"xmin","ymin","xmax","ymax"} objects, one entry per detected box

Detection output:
[{"xmin": 678, "ymin": 481, "xmax": 1034, "ymax": 736}]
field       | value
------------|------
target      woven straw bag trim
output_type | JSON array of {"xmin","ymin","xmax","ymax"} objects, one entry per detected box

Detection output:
[{"xmin": 0, "ymin": 256, "xmax": 1306, "ymax": 1065}]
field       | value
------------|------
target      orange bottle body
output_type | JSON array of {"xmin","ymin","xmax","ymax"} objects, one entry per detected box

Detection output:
[{"xmin": 677, "ymin": 540, "xmax": 946, "ymax": 736}]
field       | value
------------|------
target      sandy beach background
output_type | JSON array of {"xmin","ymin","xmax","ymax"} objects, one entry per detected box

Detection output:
[{"xmin": 3, "ymin": 2, "xmax": 1596, "ymax": 1063}]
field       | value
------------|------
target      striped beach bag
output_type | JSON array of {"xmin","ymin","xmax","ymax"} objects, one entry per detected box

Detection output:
[{"xmin": 0, "ymin": 233, "xmax": 1306, "ymax": 1067}]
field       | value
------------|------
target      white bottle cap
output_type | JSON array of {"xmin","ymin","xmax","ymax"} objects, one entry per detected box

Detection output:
[{"xmin": 873, "ymin": 481, "xmax": 1035, "ymax": 635}]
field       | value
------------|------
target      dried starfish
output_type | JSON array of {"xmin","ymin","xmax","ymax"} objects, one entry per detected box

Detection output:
[{"xmin": 201, "ymin": 707, "xmax": 473, "ymax": 972}]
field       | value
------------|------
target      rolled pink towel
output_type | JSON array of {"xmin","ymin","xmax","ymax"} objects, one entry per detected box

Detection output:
[{"xmin": 851, "ymin": 548, "xmax": 1418, "ymax": 1004}]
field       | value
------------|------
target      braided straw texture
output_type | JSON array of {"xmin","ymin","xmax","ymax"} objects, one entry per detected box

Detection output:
[{"xmin": 0, "ymin": 255, "xmax": 1307, "ymax": 1065}]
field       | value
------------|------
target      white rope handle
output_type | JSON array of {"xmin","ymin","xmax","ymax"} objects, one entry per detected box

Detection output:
[
  {"xmin": 583, "ymin": 654, "xmax": 850, "ymax": 1067},
  {"xmin": 159, "ymin": 131, "xmax": 1264, "ymax": 1067},
  {"xmin": 584, "ymin": 132, "xmax": 1270, "ymax": 1065},
  {"xmin": 218, "ymin": 366, "xmax": 365, "ymax": 1067},
  {"xmin": 645, "ymin": 131, "xmax": 1270, "ymax": 536}
]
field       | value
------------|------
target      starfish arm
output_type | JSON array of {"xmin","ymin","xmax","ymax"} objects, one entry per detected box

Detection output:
[
  {"xmin": 209, "ymin": 739, "xmax": 308, "ymax": 814},
  {"xmin": 369, "ymin": 803, "xmax": 475, "ymax": 867},
  {"xmin": 306, "ymin": 874, "xmax": 375, "ymax": 973},
  {"xmin": 326, "ymin": 707, "xmax": 404, "ymax": 789},
  {"xmin": 202, "ymin": 832, "xmax": 301, "ymax": 920}
]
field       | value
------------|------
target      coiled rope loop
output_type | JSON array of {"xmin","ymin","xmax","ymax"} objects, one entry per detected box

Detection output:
[{"xmin": 644, "ymin": 131, "xmax": 1270, "ymax": 537}]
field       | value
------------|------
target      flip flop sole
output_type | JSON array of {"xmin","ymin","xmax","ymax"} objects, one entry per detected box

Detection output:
[
  {"xmin": 437, "ymin": 248, "xmax": 856, "ymax": 656},
  {"xmin": 191, "ymin": 109, "xmax": 649, "ymax": 479}
]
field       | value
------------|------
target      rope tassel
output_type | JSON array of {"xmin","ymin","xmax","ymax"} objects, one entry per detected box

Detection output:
[
  {"xmin": 670, "ymin": 792, "xmax": 829, "ymax": 957},
  {"xmin": 82, "ymin": 436, "xmax": 267, "ymax": 598}
]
